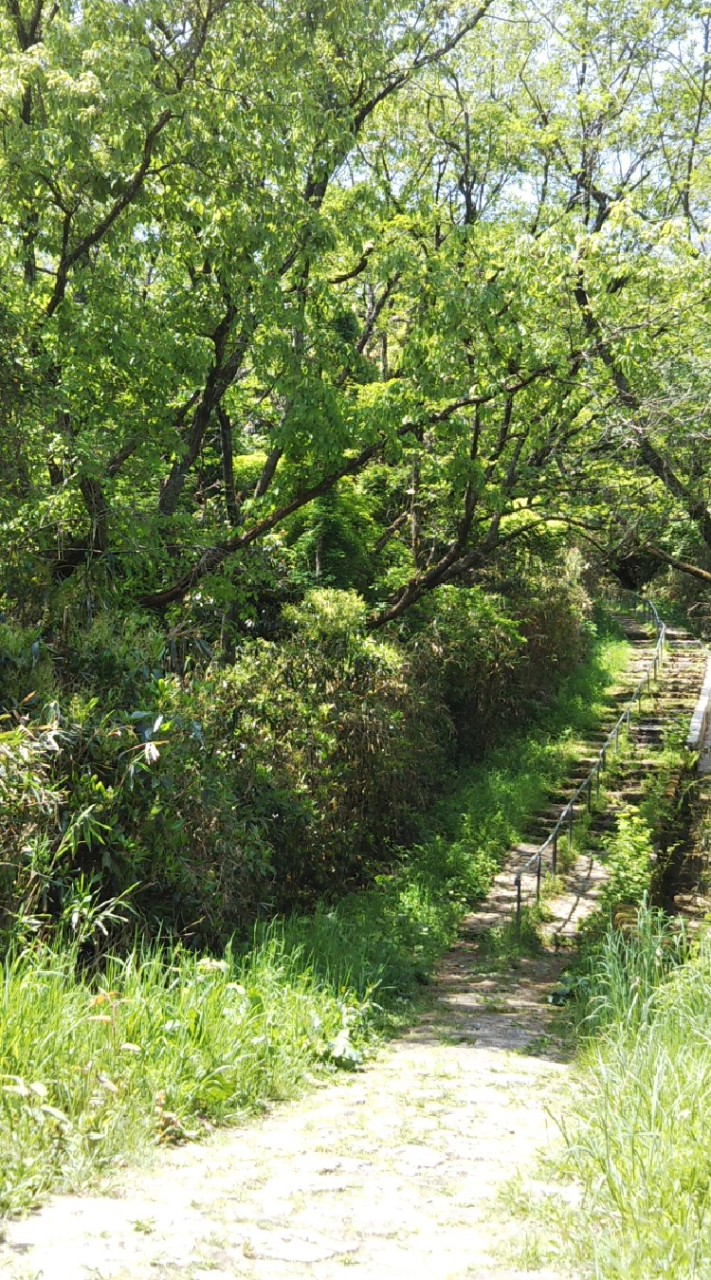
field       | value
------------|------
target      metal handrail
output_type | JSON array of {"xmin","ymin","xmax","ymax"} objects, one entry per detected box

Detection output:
[{"xmin": 513, "ymin": 595, "xmax": 666, "ymax": 928}]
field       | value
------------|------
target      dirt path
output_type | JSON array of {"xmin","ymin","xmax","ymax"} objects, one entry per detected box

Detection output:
[
  {"xmin": 0, "ymin": 858, "xmax": 601, "ymax": 1280},
  {"xmin": 1, "ymin": 622, "xmax": 703, "ymax": 1280}
]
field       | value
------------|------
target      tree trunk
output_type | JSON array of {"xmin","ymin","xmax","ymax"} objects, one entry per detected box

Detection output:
[{"xmin": 217, "ymin": 406, "xmax": 241, "ymax": 526}]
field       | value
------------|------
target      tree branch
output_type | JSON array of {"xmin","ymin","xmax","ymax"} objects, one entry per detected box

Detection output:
[
  {"xmin": 140, "ymin": 425, "xmax": 422, "ymax": 609},
  {"xmin": 46, "ymin": 110, "xmax": 174, "ymax": 319},
  {"xmin": 253, "ymin": 448, "xmax": 283, "ymax": 500},
  {"xmin": 645, "ymin": 544, "xmax": 711, "ymax": 585}
]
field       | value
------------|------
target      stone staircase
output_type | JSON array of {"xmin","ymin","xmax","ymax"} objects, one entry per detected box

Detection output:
[{"xmin": 466, "ymin": 614, "xmax": 708, "ymax": 939}]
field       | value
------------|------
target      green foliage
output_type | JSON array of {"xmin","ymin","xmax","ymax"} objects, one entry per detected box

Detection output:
[
  {"xmin": 0, "ymin": 619, "xmax": 631, "ymax": 1215},
  {"xmin": 0, "ymin": 574, "xmax": 595, "ymax": 948},
  {"xmin": 599, "ymin": 810, "xmax": 656, "ymax": 915},
  {"xmin": 0, "ymin": 0, "xmax": 708, "ymax": 623},
  {"xmin": 283, "ymin": 585, "xmax": 368, "ymax": 645},
  {"xmin": 574, "ymin": 724, "xmax": 690, "ymax": 950},
  {"xmin": 0, "ymin": 932, "xmax": 372, "ymax": 1215},
  {"xmin": 285, "ymin": 486, "xmax": 378, "ymax": 592},
  {"xmin": 542, "ymin": 720, "xmax": 710, "ymax": 1278},
  {"xmin": 231, "ymin": 453, "xmax": 268, "ymax": 495},
  {"xmin": 573, "ymin": 903, "xmax": 686, "ymax": 1039},
  {"xmin": 0, "ymin": 623, "xmax": 55, "ymax": 708},
  {"xmin": 0, "ymin": 0, "xmax": 709, "ymax": 1246},
  {"xmin": 407, "ymin": 571, "xmax": 591, "ymax": 755},
  {"xmin": 408, "ymin": 586, "xmax": 524, "ymax": 753},
  {"xmin": 473, "ymin": 908, "xmax": 546, "ymax": 972}
]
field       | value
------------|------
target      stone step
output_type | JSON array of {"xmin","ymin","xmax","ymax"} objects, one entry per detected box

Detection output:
[{"xmin": 510, "ymin": 615, "xmax": 707, "ymax": 912}]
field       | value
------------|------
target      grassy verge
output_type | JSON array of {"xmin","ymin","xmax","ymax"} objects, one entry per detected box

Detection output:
[
  {"xmin": 510, "ymin": 721, "xmax": 705, "ymax": 1278},
  {"xmin": 0, "ymin": 629, "xmax": 630, "ymax": 1218},
  {"xmin": 554, "ymin": 908, "xmax": 710, "ymax": 1280}
]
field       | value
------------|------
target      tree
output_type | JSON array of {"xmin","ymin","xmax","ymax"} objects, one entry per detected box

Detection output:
[
  {"xmin": 516, "ymin": 0, "xmax": 711, "ymax": 580},
  {"xmin": 1, "ymin": 0, "xmax": 710, "ymax": 629}
]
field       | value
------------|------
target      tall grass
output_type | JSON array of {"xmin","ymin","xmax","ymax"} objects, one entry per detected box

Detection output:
[
  {"xmin": 0, "ymin": 629, "xmax": 631, "ymax": 1217},
  {"xmin": 573, "ymin": 901, "xmax": 687, "ymax": 1036},
  {"xmin": 0, "ymin": 929, "xmax": 374, "ymax": 1215},
  {"xmin": 561, "ymin": 910, "xmax": 711, "ymax": 1279}
]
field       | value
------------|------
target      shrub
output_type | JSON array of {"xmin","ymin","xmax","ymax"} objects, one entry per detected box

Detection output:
[
  {"xmin": 0, "ymin": 570, "xmax": 590, "ymax": 949},
  {"xmin": 407, "ymin": 572, "xmax": 590, "ymax": 756}
]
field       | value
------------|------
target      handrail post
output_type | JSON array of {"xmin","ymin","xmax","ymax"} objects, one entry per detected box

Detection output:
[
  {"xmin": 568, "ymin": 805, "xmax": 574, "ymax": 849},
  {"xmin": 536, "ymin": 854, "xmax": 542, "ymax": 902},
  {"xmin": 515, "ymin": 875, "xmax": 522, "ymax": 933},
  {"xmin": 552, "ymin": 830, "xmax": 558, "ymax": 876}
]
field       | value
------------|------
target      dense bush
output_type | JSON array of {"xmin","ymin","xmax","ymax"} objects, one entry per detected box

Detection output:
[
  {"xmin": 408, "ymin": 568, "xmax": 590, "ymax": 755},
  {"xmin": 0, "ymin": 569, "xmax": 590, "ymax": 950}
]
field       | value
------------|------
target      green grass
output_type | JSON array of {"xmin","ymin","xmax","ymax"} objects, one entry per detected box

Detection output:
[
  {"xmin": 0, "ymin": 931, "xmax": 369, "ymax": 1214},
  {"xmin": 520, "ymin": 715, "xmax": 707, "ymax": 1278},
  {"xmin": 0, "ymin": 627, "xmax": 632, "ymax": 1218},
  {"xmin": 554, "ymin": 909, "xmax": 711, "ymax": 1280},
  {"xmin": 471, "ymin": 904, "xmax": 549, "ymax": 971},
  {"xmin": 418, "ymin": 629, "xmax": 631, "ymax": 865}
]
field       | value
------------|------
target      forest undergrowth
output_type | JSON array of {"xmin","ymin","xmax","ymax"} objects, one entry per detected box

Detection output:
[
  {"xmin": 0, "ymin": 628, "xmax": 630, "ymax": 1219},
  {"xmin": 0, "ymin": 576, "xmax": 590, "ymax": 951}
]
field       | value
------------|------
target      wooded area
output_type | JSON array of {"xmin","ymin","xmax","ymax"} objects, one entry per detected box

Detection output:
[{"xmin": 0, "ymin": 0, "xmax": 709, "ymax": 945}]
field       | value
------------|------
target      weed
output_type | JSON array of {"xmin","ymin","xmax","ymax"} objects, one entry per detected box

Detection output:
[
  {"xmin": 520, "ymin": 1034, "xmax": 558, "ymax": 1058},
  {"xmin": 473, "ymin": 909, "xmax": 545, "ymax": 973},
  {"xmin": 556, "ymin": 916, "xmax": 711, "ymax": 1277},
  {"xmin": 131, "ymin": 1218, "xmax": 155, "ymax": 1235}
]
